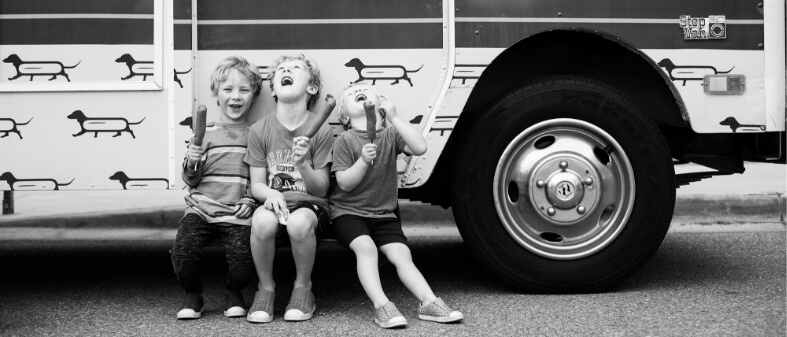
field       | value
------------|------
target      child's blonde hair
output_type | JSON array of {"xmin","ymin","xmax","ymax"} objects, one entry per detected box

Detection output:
[
  {"xmin": 209, "ymin": 56, "xmax": 263, "ymax": 98},
  {"xmin": 337, "ymin": 81, "xmax": 386, "ymax": 131},
  {"xmin": 268, "ymin": 54, "xmax": 322, "ymax": 109}
]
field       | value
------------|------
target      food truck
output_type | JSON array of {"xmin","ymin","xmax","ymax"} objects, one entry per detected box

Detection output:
[{"xmin": 1, "ymin": 0, "xmax": 784, "ymax": 292}]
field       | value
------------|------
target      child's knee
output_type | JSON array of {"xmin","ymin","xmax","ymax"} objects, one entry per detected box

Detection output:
[
  {"xmin": 382, "ymin": 243, "xmax": 412, "ymax": 264},
  {"xmin": 251, "ymin": 208, "xmax": 278, "ymax": 239},
  {"xmin": 285, "ymin": 212, "xmax": 316, "ymax": 241},
  {"xmin": 349, "ymin": 236, "xmax": 377, "ymax": 257}
]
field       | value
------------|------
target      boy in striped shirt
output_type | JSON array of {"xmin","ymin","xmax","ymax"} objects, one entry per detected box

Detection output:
[{"xmin": 170, "ymin": 56, "xmax": 263, "ymax": 320}]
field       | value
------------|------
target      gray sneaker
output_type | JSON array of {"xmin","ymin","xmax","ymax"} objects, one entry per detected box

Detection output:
[
  {"xmin": 375, "ymin": 302, "xmax": 407, "ymax": 328},
  {"xmin": 284, "ymin": 287, "xmax": 316, "ymax": 321},
  {"xmin": 246, "ymin": 290, "xmax": 275, "ymax": 323},
  {"xmin": 418, "ymin": 297, "xmax": 463, "ymax": 323}
]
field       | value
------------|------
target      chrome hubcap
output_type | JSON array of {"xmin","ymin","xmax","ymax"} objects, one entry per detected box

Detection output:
[{"xmin": 493, "ymin": 118, "xmax": 635, "ymax": 260}]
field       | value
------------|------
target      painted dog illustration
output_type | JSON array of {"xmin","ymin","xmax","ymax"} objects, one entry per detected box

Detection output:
[
  {"xmin": 719, "ymin": 117, "xmax": 765, "ymax": 133},
  {"xmin": 408, "ymin": 115, "xmax": 457, "ymax": 135},
  {"xmin": 115, "ymin": 54, "xmax": 153, "ymax": 80},
  {"xmin": 67, "ymin": 110, "xmax": 146, "ymax": 139},
  {"xmin": 345, "ymin": 58, "xmax": 423, "ymax": 86},
  {"xmin": 109, "ymin": 171, "xmax": 169, "ymax": 190},
  {"xmin": 3, "ymin": 54, "xmax": 80, "ymax": 82},
  {"xmin": 174, "ymin": 68, "xmax": 192, "ymax": 88},
  {"xmin": 179, "ymin": 116, "xmax": 215, "ymax": 143},
  {"xmin": 0, "ymin": 172, "xmax": 74, "ymax": 191},
  {"xmin": 657, "ymin": 58, "xmax": 734, "ymax": 86},
  {"xmin": 0, "ymin": 117, "xmax": 32, "ymax": 139}
]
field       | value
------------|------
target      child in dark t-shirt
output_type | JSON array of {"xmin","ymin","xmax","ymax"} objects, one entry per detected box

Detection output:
[{"xmin": 330, "ymin": 82, "xmax": 463, "ymax": 328}]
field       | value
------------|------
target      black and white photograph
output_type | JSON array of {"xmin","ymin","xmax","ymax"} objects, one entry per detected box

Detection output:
[{"xmin": 0, "ymin": 0, "xmax": 785, "ymax": 335}]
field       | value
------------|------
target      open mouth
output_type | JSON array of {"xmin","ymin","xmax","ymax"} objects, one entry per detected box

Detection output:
[
  {"xmin": 281, "ymin": 76, "xmax": 293, "ymax": 86},
  {"xmin": 355, "ymin": 93, "xmax": 367, "ymax": 102},
  {"xmin": 229, "ymin": 104, "xmax": 243, "ymax": 110}
]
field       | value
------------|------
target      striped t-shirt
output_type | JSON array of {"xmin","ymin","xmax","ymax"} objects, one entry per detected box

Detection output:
[{"xmin": 182, "ymin": 122, "xmax": 256, "ymax": 226}]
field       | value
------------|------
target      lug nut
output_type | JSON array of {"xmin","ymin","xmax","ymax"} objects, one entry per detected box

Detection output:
[
  {"xmin": 547, "ymin": 207, "xmax": 556, "ymax": 216},
  {"xmin": 584, "ymin": 177, "xmax": 594, "ymax": 186},
  {"xmin": 577, "ymin": 205, "xmax": 586, "ymax": 214},
  {"xmin": 559, "ymin": 161, "xmax": 568, "ymax": 170},
  {"xmin": 536, "ymin": 179, "xmax": 545, "ymax": 188}
]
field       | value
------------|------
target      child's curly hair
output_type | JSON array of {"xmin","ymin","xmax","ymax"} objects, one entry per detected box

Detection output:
[
  {"xmin": 209, "ymin": 56, "xmax": 263, "ymax": 98},
  {"xmin": 268, "ymin": 54, "xmax": 322, "ymax": 109},
  {"xmin": 336, "ymin": 82, "xmax": 386, "ymax": 131}
]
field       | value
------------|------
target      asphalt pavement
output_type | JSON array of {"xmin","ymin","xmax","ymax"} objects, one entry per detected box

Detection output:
[{"xmin": 0, "ymin": 232, "xmax": 783, "ymax": 336}]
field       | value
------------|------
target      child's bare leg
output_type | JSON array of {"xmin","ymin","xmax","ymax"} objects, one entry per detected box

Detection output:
[
  {"xmin": 250, "ymin": 207, "xmax": 279, "ymax": 292},
  {"xmin": 379, "ymin": 243, "xmax": 436, "ymax": 305},
  {"xmin": 349, "ymin": 236, "xmax": 389, "ymax": 307},
  {"xmin": 285, "ymin": 208, "xmax": 317, "ymax": 290}
]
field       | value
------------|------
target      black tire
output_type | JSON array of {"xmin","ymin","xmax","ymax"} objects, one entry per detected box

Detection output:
[{"xmin": 452, "ymin": 76, "xmax": 675, "ymax": 292}]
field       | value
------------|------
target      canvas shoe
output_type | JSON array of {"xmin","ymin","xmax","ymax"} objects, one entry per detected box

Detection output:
[
  {"xmin": 224, "ymin": 290, "xmax": 247, "ymax": 317},
  {"xmin": 246, "ymin": 290, "xmax": 275, "ymax": 323},
  {"xmin": 283, "ymin": 288, "xmax": 316, "ymax": 321},
  {"xmin": 374, "ymin": 302, "xmax": 407, "ymax": 328},
  {"xmin": 418, "ymin": 297, "xmax": 463, "ymax": 323},
  {"xmin": 176, "ymin": 293, "xmax": 204, "ymax": 320}
]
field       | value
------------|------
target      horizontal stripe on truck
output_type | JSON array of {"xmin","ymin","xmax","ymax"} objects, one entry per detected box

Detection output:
[
  {"xmin": 0, "ymin": 0, "xmax": 153, "ymax": 15},
  {"xmin": 191, "ymin": 23, "xmax": 442, "ymax": 50},
  {"xmin": 456, "ymin": 22, "xmax": 763, "ymax": 50},
  {"xmin": 0, "ymin": 19, "xmax": 153, "ymax": 45},
  {"xmin": 455, "ymin": 0, "xmax": 764, "ymax": 20},
  {"xmin": 196, "ymin": 0, "xmax": 442, "ymax": 20}
]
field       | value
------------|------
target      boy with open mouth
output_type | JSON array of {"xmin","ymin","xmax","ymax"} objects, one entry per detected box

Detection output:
[{"xmin": 244, "ymin": 54, "xmax": 334, "ymax": 323}]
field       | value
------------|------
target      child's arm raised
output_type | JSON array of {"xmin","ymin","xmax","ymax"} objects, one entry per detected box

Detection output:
[
  {"xmin": 335, "ymin": 142, "xmax": 376, "ymax": 192},
  {"xmin": 292, "ymin": 136, "xmax": 331, "ymax": 197},
  {"xmin": 380, "ymin": 95, "xmax": 427, "ymax": 156}
]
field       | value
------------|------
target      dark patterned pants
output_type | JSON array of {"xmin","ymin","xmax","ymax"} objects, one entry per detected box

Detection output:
[{"xmin": 170, "ymin": 213, "xmax": 253, "ymax": 294}]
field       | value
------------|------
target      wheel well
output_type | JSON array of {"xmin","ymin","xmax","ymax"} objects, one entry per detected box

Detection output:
[
  {"xmin": 463, "ymin": 29, "xmax": 687, "ymax": 126},
  {"xmin": 401, "ymin": 29, "xmax": 689, "ymax": 206}
]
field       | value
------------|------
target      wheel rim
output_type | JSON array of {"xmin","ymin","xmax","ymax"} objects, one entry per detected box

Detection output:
[{"xmin": 493, "ymin": 118, "xmax": 635, "ymax": 260}]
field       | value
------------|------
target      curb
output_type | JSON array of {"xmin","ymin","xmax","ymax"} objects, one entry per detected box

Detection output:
[{"xmin": 0, "ymin": 194, "xmax": 783, "ymax": 229}]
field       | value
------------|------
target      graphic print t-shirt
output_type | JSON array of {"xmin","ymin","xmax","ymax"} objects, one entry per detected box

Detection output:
[{"xmin": 244, "ymin": 112, "xmax": 334, "ymax": 211}]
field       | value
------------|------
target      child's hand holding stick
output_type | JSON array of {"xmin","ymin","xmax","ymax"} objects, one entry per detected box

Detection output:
[{"xmin": 189, "ymin": 105, "xmax": 207, "ymax": 170}]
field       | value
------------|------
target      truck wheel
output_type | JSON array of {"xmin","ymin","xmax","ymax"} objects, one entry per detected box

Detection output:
[{"xmin": 452, "ymin": 76, "xmax": 675, "ymax": 292}]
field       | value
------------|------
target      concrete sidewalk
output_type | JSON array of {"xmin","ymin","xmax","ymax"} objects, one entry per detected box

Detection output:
[{"xmin": 0, "ymin": 190, "xmax": 783, "ymax": 229}]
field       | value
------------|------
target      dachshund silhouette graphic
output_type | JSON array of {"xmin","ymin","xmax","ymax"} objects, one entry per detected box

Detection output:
[
  {"xmin": 0, "ymin": 117, "xmax": 32, "ymax": 139},
  {"xmin": 179, "ymin": 116, "xmax": 216, "ymax": 131},
  {"xmin": 0, "ymin": 172, "xmax": 74, "ymax": 191},
  {"xmin": 345, "ymin": 58, "xmax": 423, "ymax": 86},
  {"xmin": 67, "ymin": 110, "xmax": 146, "ymax": 139},
  {"xmin": 719, "ymin": 117, "xmax": 765, "ymax": 133},
  {"xmin": 408, "ymin": 115, "xmax": 457, "ymax": 136},
  {"xmin": 179, "ymin": 116, "xmax": 215, "ymax": 143},
  {"xmin": 109, "ymin": 171, "xmax": 170, "ymax": 190},
  {"xmin": 3, "ymin": 54, "xmax": 80, "ymax": 82},
  {"xmin": 115, "ymin": 54, "xmax": 153, "ymax": 80},
  {"xmin": 174, "ymin": 68, "xmax": 192, "ymax": 88},
  {"xmin": 657, "ymin": 58, "xmax": 735, "ymax": 86}
]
